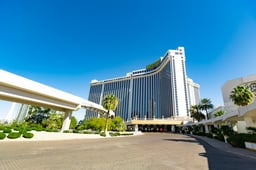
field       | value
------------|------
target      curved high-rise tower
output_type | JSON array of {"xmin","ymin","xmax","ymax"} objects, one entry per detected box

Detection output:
[{"xmin": 86, "ymin": 47, "xmax": 200, "ymax": 121}]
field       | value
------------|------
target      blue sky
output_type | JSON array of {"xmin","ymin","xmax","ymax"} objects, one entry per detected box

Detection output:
[{"xmin": 0, "ymin": 0, "xmax": 256, "ymax": 120}]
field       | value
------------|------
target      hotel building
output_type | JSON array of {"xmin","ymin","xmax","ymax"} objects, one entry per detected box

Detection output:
[{"xmin": 86, "ymin": 47, "xmax": 200, "ymax": 122}]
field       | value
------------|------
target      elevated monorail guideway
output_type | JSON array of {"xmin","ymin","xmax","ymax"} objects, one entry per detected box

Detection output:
[{"xmin": 0, "ymin": 69, "xmax": 107, "ymax": 131}]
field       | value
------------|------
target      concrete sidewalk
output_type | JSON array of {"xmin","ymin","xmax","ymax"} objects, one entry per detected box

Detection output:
[{"xmin": 192, "ymin": 135, "xmax": 256, "ymax": 160}]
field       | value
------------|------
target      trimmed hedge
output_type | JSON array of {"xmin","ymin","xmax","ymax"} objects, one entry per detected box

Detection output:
[
  {"xmin": 247, "ymin": 127, "xmax": 256, "ymax": 134},
  {"xmin": 205, "ymin": 133, "xmax": 213, "ymax": 138},
  {"xmin": 0, "ymin": 132, "xmax": 6, "ymax": 140},
  {"xmin": 7, "ymin": 132, "xmax": 21, "ymax": 139},
  {"xmin": 83, "ymin": 131, "xmax": 93, "ymax": 134},
  {"xmin": 228, "ymin": 134, "xmax": 256, "ymax": 148},
  {"xmin": 214, "ymin": 134, "xmax": 224, "ymax": 142},
  {"xmin": 100, "ymin": 132, "xmax": 106, "ymax": 137},
  {"xmin": 45, "ymin": 128, "xmax": 59, "ymax": 132},
  {"xmin": 94, "ymin": 131, "xmax": 100, "ymax": 134},
  {"xmin": 110, "ymin": 132, "xmax": 120, "ymax": 136},
  {"xmin": 23, "ymin": 132, "xmax": 34, "ymax": 139},
  {"xmin": 120, "ymin": 133, "xmax": 133, "ymax": 136},
  {"xmin": 3, "ymin": 128, "xmax": 12, "ymax": 133},
  {"xmin": 0, "ymin": 125, "xmax": 5, "ymax": 130},
  {"xmin": 193, "ymin": 131, "xmax": 205, "ymax": 136},
  {"xmin": 73, "ymin": 129, "xmax": 81, "ymax": 133}
]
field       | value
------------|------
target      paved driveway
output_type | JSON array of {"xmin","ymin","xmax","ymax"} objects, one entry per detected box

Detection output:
[{"xmin": 0, "ymin": 133, "xmax": 254, "ymax": 170}]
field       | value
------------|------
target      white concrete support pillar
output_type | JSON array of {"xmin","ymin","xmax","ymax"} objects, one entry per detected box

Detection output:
[
  {"xmin": 171, "ymin": 125, "xmax": 175, "ymax": 133},
  {"xmin": 61, "ymin": 111, "xmax": 72, "ymax": 132},
  {"xmin": 236, "ymin": 121, "xmax": 247, "ymax": 133},
  {"xmin": 134, "ymin": 124, "xmax": 138, "ymax": 133},
  {"xmin": 5, "ymin": 102, "xmax": 16, "ymax": 123},
  {"xmin": 205, "ymin": 125, "xmax": 209, "ymax": 133}
]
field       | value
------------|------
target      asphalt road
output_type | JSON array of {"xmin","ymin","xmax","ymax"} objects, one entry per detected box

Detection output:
[{"xmin": 0, "ymin": 133, "xmax": 255, "ymax": 170}]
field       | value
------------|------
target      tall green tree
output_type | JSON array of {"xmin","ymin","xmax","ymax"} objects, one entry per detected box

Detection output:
[
  {"xmin": 200, "ymin": 98, "xmax": 213, "ymax": 119},
  {"xmin": 69, "ymin": 116, "xmax": 78, "ymax": 129},
  {"xmin": 109, "ymin": 116, "xmax": 126, "ymax": 132},
  {"xmin": 190, "ymin": 105, "xmax": 205, "ymax": 122},
  {"xmin": 103, "ymin": 94, "xmax": 119, "ymax": 135},
  {"xmin": 25, "ymin": 105, "xmax": 52, "ymax": 124},
  {"xmin": 230, "ymin": 85, "xmax": 255, "ymax": 107},
  {"xmin": 42, "ymin": 112, "xmax": 64, "ymax": 129}
]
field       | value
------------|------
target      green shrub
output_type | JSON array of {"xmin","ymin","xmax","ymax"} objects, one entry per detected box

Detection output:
[
  {"xmin": 120, "ymin": 133, "xmax": 133, "ymax": 136},
  {"xmin": 13, "ymin": 127, "xmax": 20, "ymax": 131},
  {"xmin": 193, "ymin": 131, "xmax": 205, "ymax": 136},
  {"xmin": 26, "ymin": 127, "xmax": 32, "ymax": 131},
  {"xmin": 7, "ymin": 132, "xmax": 21, "ymax": 139},
  {"xmin": 227, "ymin": 134, "xmax": 247, "ymax": 148},
  {"xmin": 245, "ymin": 134, "xmax": 256, "ymax": 143},
  {"xmin": 45, "ymin": 128, "xmax": 59, "ymax": 132},
  {"xmin": 83, "ymin": 131, "xmax": 92, "ymax": 134},
  {"xmin": 221, "ymin": 125, "xmax": 234, "ymax": 136},
  {"xmin": 227, "ymin": 133, "xmax": 256, "ymax": 148},
  {"xmin": 0, "ymin": 125, "xmax": 5, "ymax": 130},
  {"xmin": 0, "ymin": 132, "xmax": 6, "ymax": 139},
  {"xmin": 18, "ymin": 128, "xmax": 28, "ymax": 134},
  {"xmin": 211, "ymin": 127, "xmax": 220, "ymax": 134},
  {"xmin": 63, "ymin": 130, "xmax": 70, "ymax": 133},
  {"xmin": 228, "ymin": 134, "xmax": 256, "ymax": 148},
  {"xmin": 3, "ymin": 128, "xmax": 12, "ymax": 133},
  {"xmin": 30, "ymin": 124, "xmax": 44, "ymax": 131},
  {"xmin": 110, "ymin": 132, "xmax": 120, "ymax": 136},
  {"xmin": 72, "ymin": 129, "xmax": 80, "ymax": 133},
  {"xmin": 247, "ymin": 127, "xmax": 256, "ymax": 134},
  {"xmin": 100, "ymin": 132, "xmax": 106, "ymax": 137},
  {"xmin": 214, "ymin": 134, "xmax": 224, "ymax": 142},
  {"xmin": 34, "ymin": 127, "xmax": 44, "ymax": 131},
  {"xmin": 22, "ymin": 132, "xmax": 34, "ymax": 139},
  {"xmin": 205, "ymin": 133, "xmax": 213, "ymax": 138}
]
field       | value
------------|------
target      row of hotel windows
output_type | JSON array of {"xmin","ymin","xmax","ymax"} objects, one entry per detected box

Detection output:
[
  {"xmin": 87, "ymin": 62, "xmax": 175, "ymax": 120},
  {"xmin": 181, "ymin": 59, "xmax": 189, "ymax": 115}
]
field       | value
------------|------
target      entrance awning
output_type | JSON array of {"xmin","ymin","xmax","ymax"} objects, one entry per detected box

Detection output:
[{"xmin": 130, "ymin": 119, "xmax": 183, "ymax": 125}]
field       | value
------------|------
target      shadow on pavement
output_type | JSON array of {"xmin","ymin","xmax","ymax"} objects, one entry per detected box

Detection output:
[
  {"xmin": 198, "ymin": 138, "xmax": 256, "ymax": 170},
  {"xmin": 163, "ymin": 138, "xmax": 199, "ymax": 143},
  {"xmin": 164, "ymin": 136, "xmax": 256, "ymax": 170}
]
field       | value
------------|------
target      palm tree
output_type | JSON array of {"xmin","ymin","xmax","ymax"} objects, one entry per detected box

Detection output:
[
  {"xmin": 190, "ymin": 105, "xmax": 205, "ymax": 122},
  {"xmin": 103, "ymin": 94, "xmax": 119, "ymax": 136},
  {"xmin": 200, "ymin": 98, "xmax": 213, "ymax": 120},
  {"xmin": 230, "ymin": 85, "xmax": 255, "ymax": 107}
]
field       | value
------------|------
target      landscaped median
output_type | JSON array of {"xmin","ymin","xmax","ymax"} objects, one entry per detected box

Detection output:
[
  {"xmin": 0, "ymin": 126, "xmax": 34, "ymax": 141},
  {"xmin": 0, "ymin": 117, "xmax": 141, "ymax": 142},
  {"xmin": 0, "ymin": 125, "xmax": 141, "ymax": 142},
  {"xmin": 0, "ymin": 130, "xmax": 141, "ymax": 142}
]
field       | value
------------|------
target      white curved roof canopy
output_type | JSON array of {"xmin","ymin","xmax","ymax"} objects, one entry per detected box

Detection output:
[{"xmin": 0, "ymin": 69, "xmax": 107, "ymax": 113}]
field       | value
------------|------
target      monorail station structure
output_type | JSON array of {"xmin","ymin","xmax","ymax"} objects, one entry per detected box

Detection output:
[
  {"xmin": 219, "ymin": 75, "xmax": 256, "ymax": 132},
  {"xmin": 0, "ymin": 69, "xmax": 107, "ymax": 131},
  {"xmin": 190, "ymin": 74, "xmax": 256, "ymax": 134},
  {"xmin": 86, "ymin": 47, "xmax": 200, "ymax": 132}
]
